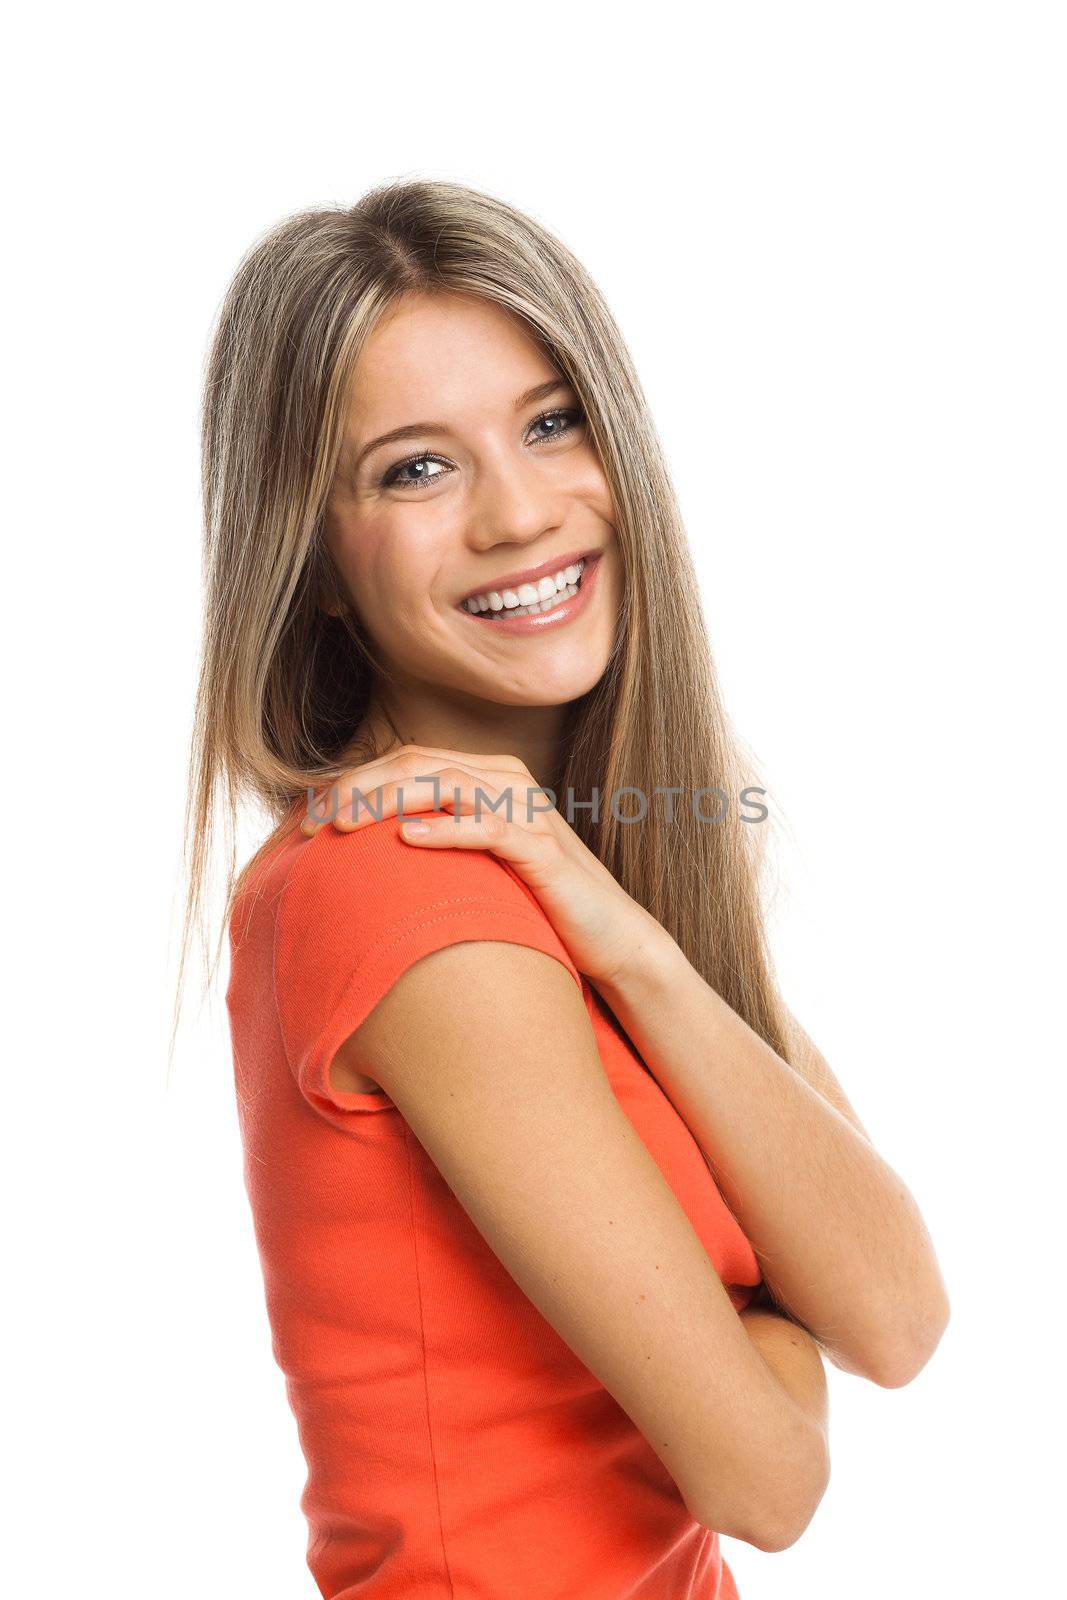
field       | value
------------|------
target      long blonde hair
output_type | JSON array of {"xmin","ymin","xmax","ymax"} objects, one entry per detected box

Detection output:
[{"xmin": 172, "ymin": 177, "xmax": 793, "ymax": 1068}]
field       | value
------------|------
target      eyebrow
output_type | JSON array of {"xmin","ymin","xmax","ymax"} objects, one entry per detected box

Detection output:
[{"xmin": 349, "ymin": 377, "xmax": 573, "ymax": 475}]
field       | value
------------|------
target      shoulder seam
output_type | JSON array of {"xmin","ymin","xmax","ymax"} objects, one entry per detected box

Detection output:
[
  {"xmin": 271, "ymin": 826, "xmax": 569, "ymax": 1037},
  {"xmin": 351, "ymin": 896, "xmax": 568, "ymax": 975},
  {"xmin": 272, "ymin": 850, "xmax": 582, "ymax": 1093}
]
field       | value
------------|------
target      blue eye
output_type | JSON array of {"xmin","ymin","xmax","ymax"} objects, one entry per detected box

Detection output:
[
  {"xmin": 379, "ymin": 407, "xmax": 586, "ymax": 491},
  {"xmin": 528, "ymin": 406, "xmax": 585, "ymax": 444},
  {"xmin": 379, "ymin": 455, "xmax": 450, "ymax": 491}
]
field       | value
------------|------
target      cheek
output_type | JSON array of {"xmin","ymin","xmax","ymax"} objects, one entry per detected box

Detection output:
[
  {"xmin": 570, "ymin": 456, "xmax": 616, "ymax": 524},
  {"xmin": 343, "ymin": 533, "xmax": 439, "ymax": 633}
]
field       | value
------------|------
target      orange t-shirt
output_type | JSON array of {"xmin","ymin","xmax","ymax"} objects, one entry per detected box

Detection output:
[{"xmin": 225, "ymin": 810, "xmax": 763, "ymax": 1599}]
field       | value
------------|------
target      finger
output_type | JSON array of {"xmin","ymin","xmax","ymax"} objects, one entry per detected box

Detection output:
[
  {"xmin": 300, "ymin": 750, "xmax": 535, "ymax": 835},
  {"xmin": 301, "ymin": 765, "xmax": 456, "ymax": 834},
  {"xmin": 333, "ymin": 743, "xmax": 528, "ymax": 796},
  {"xmin": 334, "ymin": 767, "xmax": 516, "ymax": 831},
  {"xmin": 385, "ymin": 744, "xmax": 527, "ymax": 774},
  {"xmin": 300, "ymin": 758, "xmax": 450, "ymax": 835},
  {"xmin": 299, "ymin": 782, "xmax": 345, "ymax": 836},
  {"xmin": 398, "ymin": 810, "xmax": 555, "ymax": 872}
]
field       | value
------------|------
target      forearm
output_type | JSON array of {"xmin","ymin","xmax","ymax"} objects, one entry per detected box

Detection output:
[
  {"xmin": 693, "ymin": 1302, "xmax": 829, "ymax": 1550},
  {"xmin": 598, "ymin": 927, "xmax": 949, "ymax": 1387},
  {"xmin": 739, "ymin": 1303, "xmax": 829, "ymax": 1440},
  {"xmin": 738, "ymin": 1303, "xmax": 830, "ymax": 1546}
]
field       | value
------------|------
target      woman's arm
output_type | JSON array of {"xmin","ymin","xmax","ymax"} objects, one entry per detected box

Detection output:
[
  {"xmin": 595, "ymin": 928, "xmax": 951, "ymax": 1388},
  {"xmin": 735, "ymin": 1302, "xmax": 830, "ymax": 1549},
  {"xmin": 306, "ymin": 749, "xmax": 947, "ymax": 1387},
  {"xmin": 347, "ymin": 936, "xmax": 829, "ymax": 1551}
]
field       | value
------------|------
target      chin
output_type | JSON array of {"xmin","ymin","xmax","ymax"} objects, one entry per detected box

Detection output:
[{"xmin": 476, "ymin": 655, "xmax": 613, "ymax": 708}]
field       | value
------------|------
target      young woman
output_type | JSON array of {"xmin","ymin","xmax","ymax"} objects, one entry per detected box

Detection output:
[{"xmin": 179, "ymin": 178, "xmax": 950, "ymax": 1599}]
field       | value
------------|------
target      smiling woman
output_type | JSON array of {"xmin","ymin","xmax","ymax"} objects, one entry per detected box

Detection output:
[
  {"xmin": 315, "ymin": 287, "xmax": 623, "ymax": 725},
  {"xmin": 177, "ymin": 177, "xmax": 946, "ymax": 1600}
]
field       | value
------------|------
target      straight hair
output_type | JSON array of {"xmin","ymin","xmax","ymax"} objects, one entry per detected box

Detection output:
[{"xmin": 172, "ymin": 177, "xmax": 793, "ymax": 1069}]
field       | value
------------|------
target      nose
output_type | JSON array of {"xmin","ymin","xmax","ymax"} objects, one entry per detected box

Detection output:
[{"xmin": 463, "ymin": 438, "xmax": 565, "ymax": 553}]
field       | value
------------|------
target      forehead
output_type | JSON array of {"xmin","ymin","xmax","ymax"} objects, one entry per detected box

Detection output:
[{"xmin": 345, "ymin": 292, "xmax": 555, "ymax": 426}]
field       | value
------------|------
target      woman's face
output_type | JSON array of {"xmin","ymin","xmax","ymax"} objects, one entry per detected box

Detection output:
[{"xmin": 323, "ymin": 292, "xmax": 621, "ymax": 720}]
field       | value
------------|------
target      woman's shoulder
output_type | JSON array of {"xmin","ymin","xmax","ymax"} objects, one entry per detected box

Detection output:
[
  {"xmin": 247, "ymin": 813, "xmax": 583, "ymax": 1109},
  {"xmin": 229, "ymin": 809, "xmax": 583, "ymax": 1033},
  {"xmin": 279, "ymin": 812, "xmax": 551, "ymax": 930}
]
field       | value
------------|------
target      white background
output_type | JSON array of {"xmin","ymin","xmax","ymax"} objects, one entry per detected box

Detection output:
[{"xmin": 5, "ymin": 4, "xmax": 1063, "ymax": 1595}]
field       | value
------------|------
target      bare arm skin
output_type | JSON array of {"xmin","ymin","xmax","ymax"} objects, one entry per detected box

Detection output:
[
  {"xmin": 595, "ymin": 923, "xmax": 952, "ymax": 1388},
  {"xmin": 341, "ymin": 939, "xmax": 829, "ymax": 1551},
  {"xmin": 734, "ymin": 1302, "xmax": 830, "ymax": 1549}
]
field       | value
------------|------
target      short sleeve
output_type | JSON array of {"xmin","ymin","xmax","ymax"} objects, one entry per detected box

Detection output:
[{"xmin": 273, "ymin": 815, "xmax": 584, "ymax": 1117}]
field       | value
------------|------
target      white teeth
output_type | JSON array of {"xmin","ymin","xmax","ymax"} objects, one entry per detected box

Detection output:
[
  {"xmin": 463, "ymin": 558, "xmax": 587, "ymax": 615},
  {"xmin": 488, "ymin": 582, "xmax": 577, "ymax": 618}
]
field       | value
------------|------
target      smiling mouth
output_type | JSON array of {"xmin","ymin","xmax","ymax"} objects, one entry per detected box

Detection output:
[{"xmin": 459, "ymin": 557, "xmax": 590, "ymax": 619}]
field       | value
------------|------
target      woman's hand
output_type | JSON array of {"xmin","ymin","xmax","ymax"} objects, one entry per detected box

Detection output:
[{"xmin": 299, "ymin": 743, "xmax": 668, "ymax": 991}]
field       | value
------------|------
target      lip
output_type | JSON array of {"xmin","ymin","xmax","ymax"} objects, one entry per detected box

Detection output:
[
  {"xmin": 456, "ymin": 547, "xmax": 601, "ymax": 609},
  {"xmin": 456, "ymin": 550, "xmax": 604, "ymax": 636}
]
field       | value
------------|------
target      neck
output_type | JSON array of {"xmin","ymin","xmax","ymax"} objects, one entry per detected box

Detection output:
[{"xmin": 346, "ymin": 686, "xmax": 572, "ymax": 800}]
